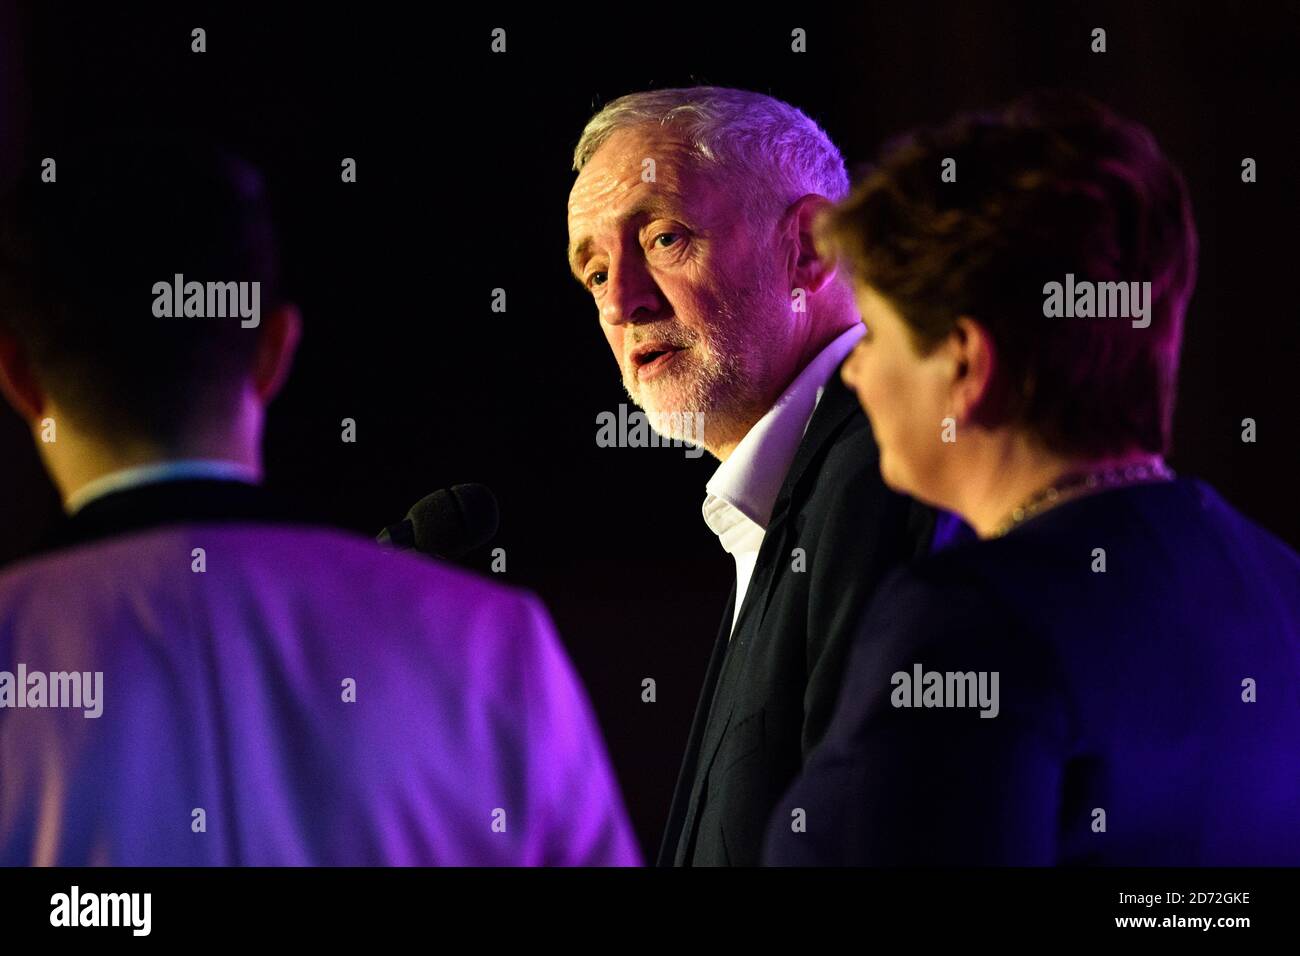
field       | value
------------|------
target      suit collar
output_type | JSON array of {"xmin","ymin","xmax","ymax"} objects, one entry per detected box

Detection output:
[
  {"xmin": 702, "ymin": 324, "xmax": 864, "ymax": 534},
  {"xmin": 66, "ymin": 459, "xmax": 262, "ymax": 514},
  {"xmin": 769, "ymin": 370, "xmax": 863, "ymax": 521},
  {"xmin": 45, "ymin": 478, "xmax": 305, "ymax": 553}
]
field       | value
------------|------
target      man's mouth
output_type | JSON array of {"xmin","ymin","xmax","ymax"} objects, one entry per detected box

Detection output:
[{"xmin": 631, "ymin": 343, "xmax": 687, "ymax": 382}]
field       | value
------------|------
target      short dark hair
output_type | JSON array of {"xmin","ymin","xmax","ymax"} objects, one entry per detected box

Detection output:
[
  {"xmin": 822, "ymin": 91, "xmax": 1198, "ymax": 458},
  {"xmin": 0, "ymin": 135, "xmax": 282, "ymax": 445}
]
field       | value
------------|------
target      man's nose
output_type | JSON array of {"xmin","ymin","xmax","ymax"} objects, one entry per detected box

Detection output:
[{"xmin": 601, "ymin": 254, "xmax": 662, "ymax": 326}]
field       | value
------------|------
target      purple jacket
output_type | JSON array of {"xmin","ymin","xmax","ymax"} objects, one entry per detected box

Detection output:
[{"xmin": 0, "ymin": 519, "xmax": 640, "ymax": 866}]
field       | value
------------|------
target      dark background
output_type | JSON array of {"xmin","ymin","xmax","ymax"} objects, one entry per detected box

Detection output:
[{"xmin": 1, "ymin": 2, "xmax": 1295, "ymax": 860}]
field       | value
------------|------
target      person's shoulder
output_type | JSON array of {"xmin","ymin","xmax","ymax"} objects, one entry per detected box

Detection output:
[
  {"xmin": 220, "ymin": 523, "xmax": 548, "ymax": 617},
  {"xmin": 1014, "ymin": 475, "xmax": 1300, "ymax": 586},
  {"xmin": 870, "ymin": 541, "xmax": 1018, "ymax": 629},
  {"xmin": 0, "ymin": 521, "xmax": 547, "ymax": 632},
  {"xmin": 1184, "ymin": 478, "xmax": 1300, "ymax": 565}
]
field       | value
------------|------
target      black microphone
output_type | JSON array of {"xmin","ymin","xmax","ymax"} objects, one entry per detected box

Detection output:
[{"xmin": 377, "ymin": 484, "xmax": 500, "ymax": 559}]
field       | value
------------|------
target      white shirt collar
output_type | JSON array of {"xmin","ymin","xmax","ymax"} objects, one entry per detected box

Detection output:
[
  {"xmin": 65, "ymin": 459, "xmax": 262, "ymax": 515},
  {"xmin": 702, "ymin": 323, "xmax": 865, "ymax": 552}
]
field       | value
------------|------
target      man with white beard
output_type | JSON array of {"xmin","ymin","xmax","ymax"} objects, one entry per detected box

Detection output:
[{"xmin": 567, "ymin": 87, "xmax": 941, "ymax": 866}]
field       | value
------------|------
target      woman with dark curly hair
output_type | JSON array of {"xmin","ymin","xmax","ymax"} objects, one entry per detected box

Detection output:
[{"xmin": 764, "ymin": 92, "xmax": 1300, "ymax": 866}]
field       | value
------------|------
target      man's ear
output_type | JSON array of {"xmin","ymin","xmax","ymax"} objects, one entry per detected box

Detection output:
[
  {"xmin": 783, "ymin": 194, "xmax": 840, "ymax": 297},
  {"xmin": 251, "ymin": 303, "xmax": 302, "ymax": 404},
  {"xmin": 0, "ymin": 333, "xmax": 46, "ymax": 423},
  {"xmin": 947, "ymin": 316, "xmax": 997, "ymax": 425}
]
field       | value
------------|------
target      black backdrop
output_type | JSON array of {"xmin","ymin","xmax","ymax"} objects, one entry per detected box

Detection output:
[{"xmin": 1, "ymin": 1, "xmax": 1295, "ymax": 859}]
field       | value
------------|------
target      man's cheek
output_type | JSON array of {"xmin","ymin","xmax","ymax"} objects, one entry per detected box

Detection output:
[
  {"xmin": 663, "ymin": 283, "xmax": 706, "ymax": 330},
  {"xmin": 603, "ymin": 326, "xmax": 624, "ymax": 365}
]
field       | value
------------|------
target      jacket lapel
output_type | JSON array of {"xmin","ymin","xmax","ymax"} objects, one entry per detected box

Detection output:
[
  {"xmin": 770, "ymin": 373, "xmax": 862, "ymax": 525},
  {"xmin": 657, "ymin": 582, "xmax": 736, "ymax": 865},
  {"xmin": 747, "ymin": 374, "xmax": 863, "ymax": 632}
]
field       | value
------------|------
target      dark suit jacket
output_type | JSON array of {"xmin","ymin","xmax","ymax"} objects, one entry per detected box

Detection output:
[
  {"xmin": 764, "ymin": 477, "xmax": 1300, "ymax": 865},
  {"xmin": 658, "ymin": 374, "xmax": 935, "ymax": 866}
]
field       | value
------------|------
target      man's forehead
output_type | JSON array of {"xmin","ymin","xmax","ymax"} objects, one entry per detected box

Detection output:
[
  {"xmin": 568, "ymin": 130, "xmax": 702, "ymax": 218},
  {"xmin": 567, "ymin": 180, "xmax": 690, "ymax": 232}
]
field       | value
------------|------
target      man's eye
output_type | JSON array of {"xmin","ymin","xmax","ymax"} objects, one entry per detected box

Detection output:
[
  {"xmin": 587, "ymin": 271, "xmax": 607, "ymax": 289},
  {"xmin": 653, "ymin": 232, "xmax": 680, "ymax": 248}
]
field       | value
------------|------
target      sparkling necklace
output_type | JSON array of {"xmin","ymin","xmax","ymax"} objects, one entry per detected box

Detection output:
[{"xmin": 990, "ymin": 459, "xmax": 1175, "ymax": 538}]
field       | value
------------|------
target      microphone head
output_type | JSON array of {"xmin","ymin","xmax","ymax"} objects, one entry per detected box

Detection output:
[{"xmin": 406, "ymin": 483, "xmax": 499, "ymax": 559}]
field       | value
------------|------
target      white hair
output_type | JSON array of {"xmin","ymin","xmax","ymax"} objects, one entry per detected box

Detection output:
[{"xmin": 572, "ymin": 86, "xmax": 850, "ymax": 220}]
